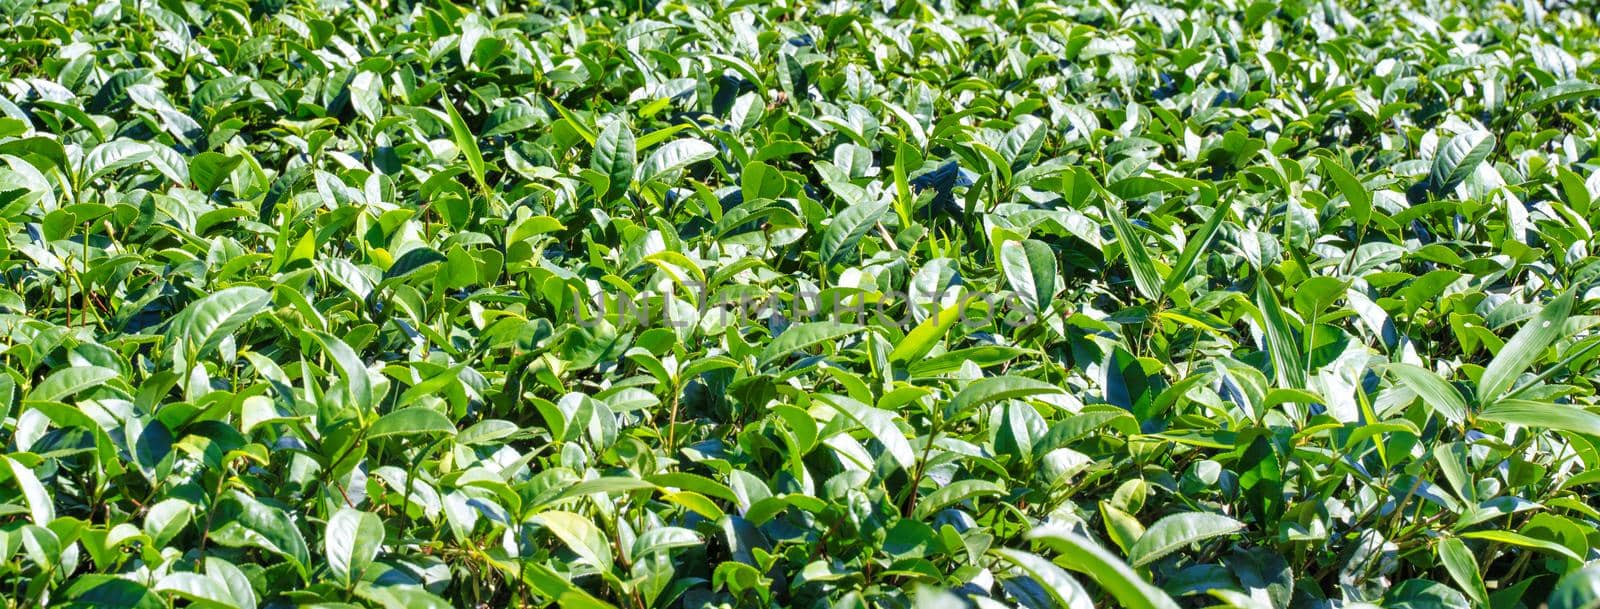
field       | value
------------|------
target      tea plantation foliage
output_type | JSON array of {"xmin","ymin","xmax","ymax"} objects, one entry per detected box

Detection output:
[{"xmin": 4, "ymin": 0, "xmax": 1600, "ymax": 607}]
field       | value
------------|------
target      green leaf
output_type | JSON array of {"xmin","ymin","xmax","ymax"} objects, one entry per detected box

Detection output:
[
  {"xmin": 2, "ymin": 456, "xmax": 55, "ymax": 524},
  {"xmin": 190, "ymin": 151, "xmax": 242, "ymax": 194},
  {"xmin": 326, "ymin": 508, "xmax": 384, "ymax": 586},
  {"xmin": 0, "ymin": 136, "xmax": 68, "ymax": 173},
  {"xmin": 81, "ymin": 140, "xmax": 154, "ymax": 184},
  {"xmin": 545, "ymin": 96, "xmax": 597, "ymax": 146},
  {"xmin": 1255, "ymin": 280, "xmax": 1306, "ymax": 389},
  {"xmin": 647, "ymin": 473, "xmax": 738, "ymax": 503},
  {"xmin": 637, "ymin": 138, "xmax": 716, "ymax": 184},
  {"xmin": 994, "ymin": 400, "xmax": 1046, "ymax": 464},
  {"xmin": 442, "ymin": 97, "xmax": 488, "ymax": 193},
  {"xmin": 1127, "ymin": 512, "xmax": 1244, "ymax": 567},
  {"xmin": 818, "ymin": 394, "xmax": 915, "ymax": 471},
  {"xmin": 144, "ymin": 499, "xmax": 193, "ymax": 546},
  {"xmin": 1524, "ymin": 81, "xmax": 1600, "ymax": 113},
  {"xmin": 155, "ymin": 573, "xmax": 240, "ymax": 609},
  {"xmin": 1238, "ymin": 434, "xmax": 1283, "ymax": 524},
  {"xmin": 1478, "ymin": 292, "xmax": 1574, "ymax": 404},
  {"xmin": 1459, "ymin": 530, "xmax": 1583, "ymax": 563},
  {"xmin": 355, "ymin": 583, "xmax": 458, "ymax": 609},
  {"xmin": 1030, "ymin": 526, "xmax": 1183, "ymax": 609},
  {"xmin": 59, "ymin": 575, "xmax": 164, "ymax": 609},
  {"xmin": 1106, "ymin": 203, "xmax": 1163, "ymax": 302},
  {"xmin": 990, "ymin": 548, "xmax": 1094, "ymax": 609},
  {"xmin": 1319, "ymin": 156, "xmax": 1371, "ymax": 229},
  {"xmin": 821, "ymin": 199, "xmax": 889, "ymax": 266},
  {"xmin": 1434, "ymin": 442, "xmax": 1476, "ymax": 504},
  {"xmin": 1100, "ymin": 503, "xmax": 1145, "ymax": 555},
  {"xmin": 443, "ymin": 246, "xmax": 479, "ymax": 290},
  {"xmin": 482, "ymin": 103, "xmax": 545, "ymax": 137},
  {"xmin": 947, "ymin": 377, "xmax": 1064, "ymax": 418},
  {"xmin": 308, "ymin": 330, "xmax": 373, "ymax": 412},
  {"xmin": 534, "ymin": 510, "xmax": 613, "ymax": 568},
  {"xmin": 913, "ymin": 480, "xmax": 1003, "ymax": 519},
  {"xmin": 1382, "ymin": 363, "xmax": 1470, "ymax": 424},
  {"xmin": 165, "ymin": 286, "xmax": 271, "ymax": 366},
  {"xmin": 1161, "ymin": 201, "xmax": 1228, "ymax": 297},
  {"xmin": 661, "ymin": 490, "xmax": 725, "ymax": 520},
  {"xmin": 348, "ymin": 71, "xmax": 382, "ymax": 121},
  {"xmin": 759, "ymin": 321, "xmax": 862, "ymax": 366},
  {"xmin": 1557, "ymin": 166, "xmax": 1593, "ymax": 215},
  {"xmin": 908, "ymin": 346, "xmax": 1026, "ymax": 377},
  {"xmin": 1550, "ymin": 565, "xmax": 1600, "ymax": 609},
  {"xmin": 1477, "ymin": 400, "xmax": 1600, "ymax": 436},
  {"xmin": 509, "ymin": 215, "xmax": 565, "ymax": 243},
  {"xmin": 1438, "ymin": 537, "xmax": 1489, "ymax": 608},
  {"xmin": 1430, "ymin": 130, "xmax": 1496, "ymax": 194},
  {"xmin": 383, "ymin": 247, "xmax": 448, "ymax": 282},
  {"xmin": 367, "ymin": 408, "xmax": 456, "ymax": 439},
  {"xmin": 553, "ymin": 477, "xmax": 660, "ymax": 502},
  {"xmin": 1386, "ymin": 579, "xmax": 1472, "ymax": 609},
  {"xmin": 592, "ymin": 118, "xmax": 636, "ymax": 198},
  {"xmin": 1000, "ymin": 239, "xmax": 1058, "ymax": 314},
  {"xmin": 888, "ymin": 303, "xmax": 962, "ymax": 363},
  {"xmin": 28, "ymin": 366, "xmax": 118, "ymax": 403},
  {"xmin": 211, "ymin": 490, "xmax": 311, "ymax": 580}
]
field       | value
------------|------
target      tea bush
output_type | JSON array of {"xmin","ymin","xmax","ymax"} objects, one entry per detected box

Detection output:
[{"xmin": 2, "ymin": 0, "xmax": 1600, "ymax": 608}]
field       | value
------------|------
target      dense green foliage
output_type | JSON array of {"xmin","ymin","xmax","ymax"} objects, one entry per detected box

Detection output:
[{"xmin": 3, "ymin": 0, "xmax": 1600, "ymax": 607}]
